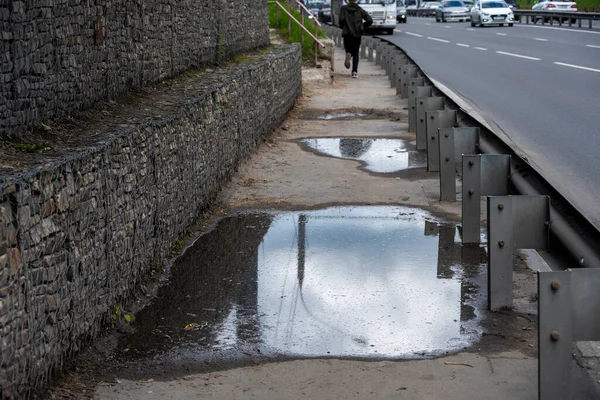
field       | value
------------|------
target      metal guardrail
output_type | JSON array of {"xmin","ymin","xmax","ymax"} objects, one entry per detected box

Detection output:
[
  {"xmin": 323, "ymin": 27, "xmax": 600, "ymax": 397},
  {"xmin": 408, "ymin": 7, "xmax": 600, "ymax": 29},
  {"xmin": 514, "ymin": 9, "xmax": 600, "ymax": 29},
  {"xmin": 407, "ymin": 8, "xmax": 437, "ymax": 17}
]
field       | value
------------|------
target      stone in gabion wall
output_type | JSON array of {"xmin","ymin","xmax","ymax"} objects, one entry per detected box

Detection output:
[
  {"xmin": 0, "ymin": 44, "xmax": 302, "ymax": 399},
  {"xmin": 0, "ymin": 0, "xmax": 270, "ymax": 139}
]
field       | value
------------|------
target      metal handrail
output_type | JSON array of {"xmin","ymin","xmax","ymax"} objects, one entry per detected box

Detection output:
[
  {"xmin": 294, "ymin": 0, "xmax": 322, "ymax": 27},
  {"xmin": 268, "ymin": 1, "xmax": 326, "ymax": 47}
]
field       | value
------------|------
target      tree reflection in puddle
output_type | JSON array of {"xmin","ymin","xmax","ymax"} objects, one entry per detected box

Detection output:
[{"xmin": 122, "ymin": 207, "xmax": 487, "ymax": 361}]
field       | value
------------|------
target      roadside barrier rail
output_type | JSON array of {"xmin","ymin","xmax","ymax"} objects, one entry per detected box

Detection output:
[
  {"xmin": 323, "ymin": 26, "xmax": 600, "ymax": 398},
  {"xmin": 515, "ymin": 9, "xmax": 600, "ymax": 29},
  {"xmin": 406, "ymin": 8, "xmax": 437, "ymax": 17},
  {"xmin": 407, "ymin": 7, "xmax": 600, "ymax": 29}
]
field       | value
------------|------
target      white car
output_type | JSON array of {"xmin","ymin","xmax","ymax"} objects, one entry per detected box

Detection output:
[
  {"xmin": 532, "ymin": 0, "xmax": 578, "ymax": 23},
  {"xmin": 470, "ymin": 0, "xmax": 514, "ymax": 26},
  {"xmin": 420, "ymin": 1, "xmax": 441, "ymax": 9},
  {"xmin": 435, "ymin": 0, "xmax": 471, "ymax": 22}
]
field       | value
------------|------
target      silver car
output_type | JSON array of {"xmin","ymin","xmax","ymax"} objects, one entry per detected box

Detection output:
[
  {"xmin": 435, "ymin": 0, "xmax": 471, "ymax": 22},
  {"xmin": 470, "ymin": 0, "xmax": 515, "ymax": 26}
]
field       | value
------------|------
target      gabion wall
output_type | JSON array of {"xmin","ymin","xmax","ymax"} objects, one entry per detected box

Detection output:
[
  {"xmin": 0, "ymin": 0, "xmax": 270, "ymax": 139},
  {"xmin": 0, "ymin": 44, "xmax": 302, "ymax": 398}
]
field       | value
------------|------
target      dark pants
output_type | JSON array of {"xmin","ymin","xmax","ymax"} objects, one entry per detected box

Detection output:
[{"xmin": 343, "ymin": 35, "xmax": 362, "ymax": 73}]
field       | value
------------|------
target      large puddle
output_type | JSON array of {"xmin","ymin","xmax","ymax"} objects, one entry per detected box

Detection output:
[
  {"xmin": 121, "ymin": 207, "xmax": 487, "ymax": 364},
  {"xmin": 300, "ymin": 138, "xmax": 426, "ymax": 173}
]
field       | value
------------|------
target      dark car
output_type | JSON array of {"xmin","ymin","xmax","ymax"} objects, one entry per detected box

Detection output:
[
  {"xmin": 303, "ymin": 1, "xmax": 324, "ymax": 19},
  {"xmin": 318, "ymin": 2, "xmax": 332, "ymax": 24}
]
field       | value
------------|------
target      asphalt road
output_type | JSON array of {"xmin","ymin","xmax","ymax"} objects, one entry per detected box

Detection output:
[{"xmin": 385, "ymin": 18, "xmax": 600, "ymax": 228}]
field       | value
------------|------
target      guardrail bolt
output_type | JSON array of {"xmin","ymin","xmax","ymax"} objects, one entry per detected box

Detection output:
[
  {"xmin": 498, "ymin": 240, "xmax": 505, "ymax": 247},
  {"xmin": 431, "ymin": 116, "xmax": 435, "ymax": 120},
  {"xmin": 468, "ymin": 160, "xmax": 474, "ymax": 167},
  {"xmin": 468, "ymin": 189, "xmax": 474, "ymax": 195},
  {"xmin": 431, "ymin": 136, "xmax": 435, "ymax": 140},
  {"xmin": 551, "ymin": 281, "xmax": 560, "ymax": 290},
  {"xmin": 498, "ymin": 203, "xmax": 504, "ymax": 210},
  {"xmin": 551, "ymin": 331, "xmax": 560, "ymax": 341},
  {"xmin": 444, "ymin": 133, "xmax": 449, "ymax": 138},
  {"xmin": 445, "ymin": 157, "xmax": 450, "ymax": 162}
]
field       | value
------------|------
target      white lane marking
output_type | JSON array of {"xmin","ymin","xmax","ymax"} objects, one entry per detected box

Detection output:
[
  {"xmin": 554, "ymin": 62, "xmax": 600, "ymax": 73},
  {"xmin": 534, "ymin": 38, "xmax": 548, "ymax": 41},
  {"xmin": 425, "ymin": 23, "xmax": 432, "ymax": 25},
  {"xmin": 520, "ymin": 24, "xmax": 600, "ymax": 35},
  {"xmin": 496, "ymin": 32, "xmax": 507, "ymax": 36},
  {"xmin": 467, "ymin": 28, "xmax": 476, "ymax": 31},
  {"xmin": 586, "ymin": 44, "xmax": 600, "ymax": 49},
  {"xmin": 405, "ymin": 31, "xmax": 423, "ymax": 37},
  {"xmin": 474, "ymin": 47, "xmax": 488, "ymax": 50},
  {"xmin": 427, "ymin": 36, "xmax": 451, "ymax": 43},
  {"xmin": 456, "ymin": 43, "xmax": 470, "ymax": 47},
  {"xmin": 444, "ymin": 25, "xmax": 452, "ymax": 28},
  {"xmin": 496, "ymin": 51, "xmax": 541, "ymax": 60},
  {"xmin": 394, "ymin": 29, "xmax": 403, "ymax": 33}
]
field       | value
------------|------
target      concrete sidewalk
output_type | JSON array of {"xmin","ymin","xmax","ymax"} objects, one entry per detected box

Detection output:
[{"xmin": 88, "ymin": 46, "xmax": 599, "ymax": 400}]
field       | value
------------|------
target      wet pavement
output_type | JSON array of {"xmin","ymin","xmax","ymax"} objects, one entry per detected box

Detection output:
[
  {"xmin": 118, "ymin": 207, "xmax": 487, "ymax": 366},
  {"xmin": 300, "ymin": 138, "xmax": 426, "ymax": 173},
  {"xmin": 52, "ymin": 39, "xmax": 599, "ymax": 400},
  {"xmin": 316, "ymin": 113, "xmax": 367, "ymax": 120}
]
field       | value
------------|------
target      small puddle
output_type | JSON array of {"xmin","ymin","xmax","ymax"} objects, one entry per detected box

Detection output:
[
  {"xmin": 300, "ymin": 138, "xmax": 426, "ymax": 173},
  {"xmin": 298, "ymin": 108, "xmax": 407, "ymax": 122},
  {"xmin": 317, "ymin": 113, "xmax": 368, "ymax": 120},
  {"xmin": 120, "ymin": 207, "xmax": 487, "ymax": 364}
]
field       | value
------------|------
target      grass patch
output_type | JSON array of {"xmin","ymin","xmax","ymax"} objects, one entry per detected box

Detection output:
[{"xmin": 268, "ymin": 3, "xmax": 328, "ymax": 61}]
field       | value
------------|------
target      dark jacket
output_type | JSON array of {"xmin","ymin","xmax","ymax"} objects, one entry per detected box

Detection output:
[{"xmin": 339, "ymin": 3, "xmax": 373, "ymax": 37}]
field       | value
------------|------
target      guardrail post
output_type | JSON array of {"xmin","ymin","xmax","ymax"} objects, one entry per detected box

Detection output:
[
  {"xmin": 426, "ymin": 110, "xmax": 457, "ymax": 172},
  {"xmin": 380, "ymin": 45, "xmax": 388, "ymax": 70},
  {"xmin": 461, "ymin": 154, "xmax": 510, "ymax": 244},
  {"xmin": 360, "ymin": 38, "xmax": 368, "ymax": 59},
  {"xmin": 375, "ymin": 40, "xmax": 383, "ymax": 65},
  {"xmin": 400, "ymin": 65, "xmax": 418, "ymax": 98},
  {"xmin": 368, "ymin": 38, "xmax": 375, "ymax": 61},
  {"xmin": 384, "ymin": 45, "xmax": 394, "ymax": 77},
  {"xmin": 392, "ymin": 54, "xmax": 409, "ymax": 90},
  {"xmin": 416, "ymin": 96, "xmax": 444, "ymax": 150},
  {"xmin": 439, "ymin": 127, "xmax": 480, "ymax": 201},
  {"xmin": 407, "ymin": 77, "xmax": 424, "ymax": 99},
  {"xmin": 538, "ymin": 268, "xmax": 600, "ymax": 400},
  {"xmin": 409, "ymin": 86, "xmax": 432, "ymax": 133},
  {"xmin": 487, "ymin": 195, "xmax": 549, "ymax": 310},
  {"xmin": 390, "ymin": 52, "xmax": 398, "ymax": 87}
]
